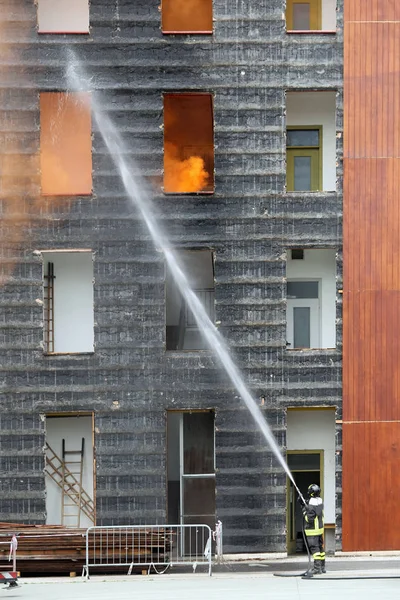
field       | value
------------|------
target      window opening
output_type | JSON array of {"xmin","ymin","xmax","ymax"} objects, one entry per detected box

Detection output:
[
  {"xmin": 40, "ymin": 92, "xmax": 92, "ymax": 196},
  {"xmin": 42, "ymin": 252, "xmax": 94, "ymax": 354},
  {"xmin": 286, "ymin": 0, "xmax": 321, "ymax": 30},
  {"xmin": 286, "ymin": 127, "xmax": 321, "ymax": 191},
  {"xmin": 45, "ymin": 414, "xmax": 95, "ymax": 528},
  {"xmin": 37, "ymin": 0, "xmax": 89, "ymax": 34},
  {"xmin": 164, "ymin": 94, "xmax": 214, "ymax": 194},
  {"xmin": 167, "ymin": 411, "xmax": 216, "ymax": 537},
  {"xmin": 166, "ymin": 250, "xmax": 215, "ymax": 351},
  {"xmin": 162, "ymin": 0, "xmax": 213, "ymax": 34}
]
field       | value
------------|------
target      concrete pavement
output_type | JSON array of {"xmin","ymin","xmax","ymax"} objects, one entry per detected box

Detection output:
[{"xmin": 5, "ymin": 569, "xmax": 400, "ymax": 600}]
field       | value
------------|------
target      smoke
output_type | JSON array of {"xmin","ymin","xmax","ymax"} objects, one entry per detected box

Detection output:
[{"xmin": 163, "ymin": 143, "xmax": 209, "ymax": 193}]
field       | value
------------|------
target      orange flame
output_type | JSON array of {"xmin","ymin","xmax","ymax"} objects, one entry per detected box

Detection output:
[{"xmin": 163, "ymin": 143, "xmax": 209, "ymax": 193}]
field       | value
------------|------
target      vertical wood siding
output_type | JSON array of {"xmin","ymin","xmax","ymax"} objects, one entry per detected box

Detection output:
[{"xmin": 343, "ymin": 1, "xmax": 400, "ymax": 550}]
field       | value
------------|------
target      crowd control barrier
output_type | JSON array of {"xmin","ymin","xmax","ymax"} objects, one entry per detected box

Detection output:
[{"xmin": 84, "ymin": 524, "xmax": 213, "ymax": 578}]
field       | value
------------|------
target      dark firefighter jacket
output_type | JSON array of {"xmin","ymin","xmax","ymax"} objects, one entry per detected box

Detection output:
[{"xmin": 303, "ymin": 496, "xmax": 324, "ymax": 536}]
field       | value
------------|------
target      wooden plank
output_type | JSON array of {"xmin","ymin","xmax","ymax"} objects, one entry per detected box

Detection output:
[
  {"xmin": 343, "ymin": 1, "xmax": 400, "ymax": 550},
  {"xmin": 342, "ymin": 422, "xmax": 400, "ymax": 550}
]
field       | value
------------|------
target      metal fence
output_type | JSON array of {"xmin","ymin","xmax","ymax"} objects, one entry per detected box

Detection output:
[
  {"xmin": 84, "ymin": 524, "xmax": 213, "ymax": 578},
  {"xmin": 0, "ymin": 535, "xmax": 18, "ymax": 587}
]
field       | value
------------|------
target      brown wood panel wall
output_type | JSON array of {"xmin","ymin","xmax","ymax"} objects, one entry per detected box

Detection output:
[
  {"xmin": 343, "ymin": 2, "xmax": 400, "ymax": 550},
  {"xmin": 342, "ymin": 422, "xmax": 400, "ymax": 550}
]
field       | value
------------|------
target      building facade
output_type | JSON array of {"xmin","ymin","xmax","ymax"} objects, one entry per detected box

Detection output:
[{"xmin": 1, "ymin": 0, "xmax": 392, "ymax": 554}]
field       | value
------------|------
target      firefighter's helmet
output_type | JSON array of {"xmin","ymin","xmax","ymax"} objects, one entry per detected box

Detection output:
[{"xmin": 308, "ymin": 484, "xmax": 321, "ymax": 497}]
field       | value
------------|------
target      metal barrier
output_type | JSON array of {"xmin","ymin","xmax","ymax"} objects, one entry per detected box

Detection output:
[
  {"xmin": 84, "ymin": 524, "xmax": 213, "ymax": 578},
  {"xmin": 0, "ymin": 535, "xmax": 18, "ymax": 587}
]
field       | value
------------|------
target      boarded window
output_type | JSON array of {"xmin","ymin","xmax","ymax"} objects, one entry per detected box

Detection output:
[
  {"xmin": 164, "ymin": 94, "xmax": 214, "ymax": 193},
  {"xmin": 40, "ymin": 92, "xmax": 92, "ymax": 196},
  {"xmin": 37, "ymin": 0, "xmax": 89, "ymax": 34},
  {"xmin": 162, "ymin": 0, "xmax": 213, "ymax": 33}
]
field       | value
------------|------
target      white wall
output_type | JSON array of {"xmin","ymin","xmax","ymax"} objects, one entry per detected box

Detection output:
[
  {"xmin": 43, "ymin": 251, "xmax": 94, "ymax": 353},
  {"xmin": 287, "ymin": 409, "xmax": 336, "ymax": 523},
  {"xmin": 37, "ymin": 0, "xmax": 89, "ymax": 33},
  {"xmin": 287, "ymin": 249, "xmax": 336, "ymax": 348},
  {"xmin": 322, "ymin": 0, "xmax": 337, "ymax": 30},
  {"xmin": 45, "ymin": 415, "xmax": 94, "ymax": 528},
  {"xmin": 286, "ymin": 92, "xmax": 336, "ymax": 191}
]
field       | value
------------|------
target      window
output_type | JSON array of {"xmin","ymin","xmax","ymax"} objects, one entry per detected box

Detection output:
[
  {"xmin": 286, "ymin": 0, "xmax": 321, "ymax": 30},
  {"xmin": 43, "ymin": 251, "xmax": 94, "ymax": 354},
  {"xmin": 37, "ymin": 0, "xmax": 89, "ymax": 34},
  {"xmin": 286, "ymin": 128, "xmax": 321, "ymax": 191},
  {"xmin": 166, "ymin": 250, "xmax": 215, "ymax": 350},
  {"xmin": 162, "ymin": 0, "xmax": 213, "ymax": 34},
  {"xmin": 286, "ymin": 249, "xmax": 336, "ymax": 349},
  {"xmin": 167, "ymin": 411, "xmax": 215, "ymax": 532},
  {"xmin": 164, "ymin": 94, "xmax": 214, "ymax": 194},
  {"xmin": 286, "ymin": 92, "xmax": 336, "ymax": 191},
  {"xmin": 40, "ymin": 92, "xmax": 92, "ymax": 196}
]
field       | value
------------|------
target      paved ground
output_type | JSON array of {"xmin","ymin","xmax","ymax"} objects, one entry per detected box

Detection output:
[{"xmin": 5, "ymin": 566, "xmax": 400, "ymax": 600}]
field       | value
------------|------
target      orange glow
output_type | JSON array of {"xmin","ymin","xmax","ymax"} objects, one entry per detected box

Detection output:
[
  {"xmin": 163, "ymin": 94, "xmax": 214, "ymax": 194},
  {"xmin": 40, "ymin": 92, "xmax": 92, "ymax": 196},
  {"xmin": 162, "ymin": 0, "xmax": 213, "ymax": 33}
]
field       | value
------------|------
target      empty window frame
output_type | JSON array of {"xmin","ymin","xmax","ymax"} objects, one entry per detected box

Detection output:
[
  {"xmin": 40, "ymin": 92, "xmax": 92, "ymax": 196},
  {"xmin": 286, "ymin": 127, "xmax": 321, "ymax": 192},
  {"xmin": 164, "ymin": 94, "xmax": 214, "ymax": 193},
  {"xmin": 37, "ymin": 0, "xmax": 89, "ymax": 34},
  {"xmin": 286, "ymin": 0, "xmax": 321, "ymax": 30},
  {"xmin": 166, "ymin": 250, "xmax": 215, "ymax": 351},
  {"xmin": 162, "ymin": 0, "xmax": 213, "ymax": 34},
  {"xmin": 43, "ymin": 251, "xmax": 94, "ymax": 354},
  {"xmin": 286, "ymin": 249, "xmax": 336, "ymax": 349}
]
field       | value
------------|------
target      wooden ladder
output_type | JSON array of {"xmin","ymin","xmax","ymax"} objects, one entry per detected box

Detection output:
[{"xmin": 45, "ymin": 441, "xmax": 95, "ymax": 526}]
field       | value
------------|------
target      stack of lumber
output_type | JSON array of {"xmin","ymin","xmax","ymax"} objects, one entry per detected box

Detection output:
[{"xmin": 0, "ymin": 523, "xmax": 173, "ymax": 575}]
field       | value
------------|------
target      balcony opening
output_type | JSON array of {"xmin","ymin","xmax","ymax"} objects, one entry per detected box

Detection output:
[
  {"xmin": 286, "ymin": 0, "xmax": 336, "ymax": 32},
  {"xmin": 40, "ymin": 92, "xmax": 92, "ymax": 196},
  {"xmin": 42, "ymin": 251, "xmax": 94, "ymax": 354},
  {"xmin": 286, "ymin": 249, "xmax": 336, "ymax": 349},
  {"xmin": 166, "ymin": 250, "xmax": 214, "ymax": 351},
  {"xmin": 37, "ymin": 0, "xmax": 89, "ymax": 34},
  {"xmin": 162, "ymin": 0, "xmax": 213, "ymax": 34},
  {"xmin": 286, "ymin": 92, "xmax": 336, "ymax": 192},
  {"xmin": 164, "ymin": 94, "xmax": 214, "ymax": 194}
]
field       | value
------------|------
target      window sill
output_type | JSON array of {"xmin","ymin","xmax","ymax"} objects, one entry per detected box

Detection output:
[
  {"xmin": 38, "ymin": 31, "xmax": 90, "ymax": 35},
  {"xmin": 44, "ymin": 352, "xmax": 95, "ymax": 357},
  {"xmin": 163, "ymin": 190, "xmax": 215, "ymax": 196},
  {"xmin": 162, "ymin": 31, "xmax": 213, "ymax": 35},
  {"xmin": 286, "ymin": 30, "xmax": 337, "ymax": 35},
  {"xmin": 286, "ymin": 347, "xmax": 337, "ymax": 352}
]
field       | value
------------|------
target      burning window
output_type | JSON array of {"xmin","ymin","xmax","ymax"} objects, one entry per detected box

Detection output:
[
  {"xmin": 164, "ymin": 94, "xmax": 214, "ymax": 193},
  {"xmin": 37, "ymin": 0, "xmax": 89, "ymax": 34},
  {"xmin": 162, "ymin": 0, "xmax": 213, "ymax": 34},
  {"xmin": 40, "ymin": 92, "xmax": 92, "ymax": 196}
]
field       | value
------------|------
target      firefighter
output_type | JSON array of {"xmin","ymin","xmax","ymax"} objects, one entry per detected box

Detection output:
[{"xmin": 302, "ymin": 483, "xmax": 325, "ymax": 575}]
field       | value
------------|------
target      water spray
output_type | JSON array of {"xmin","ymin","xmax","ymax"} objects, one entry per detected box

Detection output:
[{"xmin": 67, "ymin": 52, "xmax": 306, "ymax": 522}]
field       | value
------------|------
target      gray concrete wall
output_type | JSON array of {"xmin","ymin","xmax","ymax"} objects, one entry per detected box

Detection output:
[{"xmin": 0, "ymin": 0, "xmax": 343, "ymax": 552}]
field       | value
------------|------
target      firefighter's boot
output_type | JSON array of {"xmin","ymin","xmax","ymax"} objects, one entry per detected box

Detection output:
[
  {"xmin": 311, "ymin": 561, "xmax": 322, "ymax": 575},
  {"xmin": 320, "ymin": 559, "xmax": 326, "ymax": 573}
]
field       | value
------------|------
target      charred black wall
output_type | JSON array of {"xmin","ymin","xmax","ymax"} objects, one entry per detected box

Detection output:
[{"xmin": 0, "ymin": 0, "xmax": 342, "ymax": 552}]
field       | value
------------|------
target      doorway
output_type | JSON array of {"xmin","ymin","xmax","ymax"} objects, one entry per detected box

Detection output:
[
  {"xmin": 167, "ymin": 410, "xmax": 216, "ymax": 530},
  {"xmin": 286, "ymin": 451, "xmax": 322, "ymax": 554}
]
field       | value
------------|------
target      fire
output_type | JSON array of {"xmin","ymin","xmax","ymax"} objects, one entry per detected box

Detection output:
[{"xmin": 164, "ymin": 143, "xmax": 209, "ymax": 193}]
